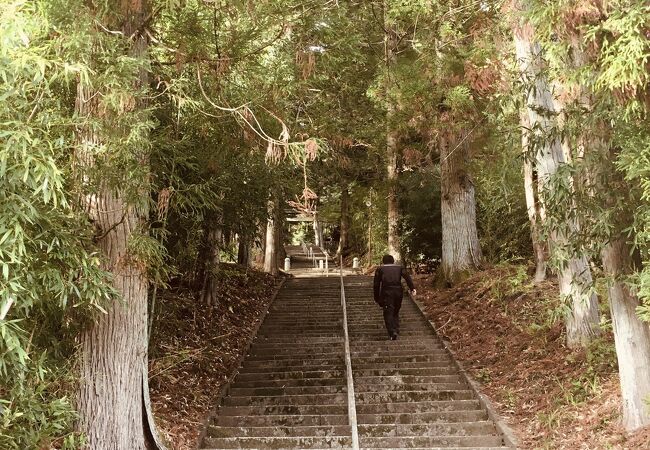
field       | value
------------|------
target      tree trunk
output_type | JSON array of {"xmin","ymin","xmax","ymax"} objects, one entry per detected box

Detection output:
[
  {"xmin": 385, "ymin": 20, "xmax": 401, "ymax": 262},
  {"xmin": 513, "ymin": 16, "xmax": 600, "ymax": 347},
  {"xmin": 312, "ymin": 211, "xmax": 323, "ymax": 248},
  {"xmin": 75, "ymin": 2, "xmax": 153, "ymax": 447},
  {"xmin": 276, "ymin": 216, "xmax": 286, "ymax": 262},
  {"xmin": 264, "ymin": 198, "xmax": 278, "ymax": 275},
  {"xmin": 387, "ymin": 126, "xmax": 401, "ymax": 261},
  {"xmin": 601, "ymin": 238, "xmax": 650, "ymax": 431},
  {"xmin": 200, "ymin": 224, "xmax": 222, "ymax": 306},
  {"xmin": 76, "ymin": 191, "xmax": 149, "ymax": 450},
  {"xmin": 237, "ymin": 234, "xmax": 252, "ymax": 267},
  {"xmin": 337, "ymin": 185, "xmax": 350, "ymax": 257},
  {"xmin": 439, "ymin": 131, "xmax": 482, "ymax": 285},
  {"xmin": 521, "ymin": 112, "xmax": 548, "ymax": 282}
]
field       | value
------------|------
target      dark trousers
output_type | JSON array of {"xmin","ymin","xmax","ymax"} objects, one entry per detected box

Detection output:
[{"xmin": 380, "ymin": 288, "xmax": 403, "ymax": 337}]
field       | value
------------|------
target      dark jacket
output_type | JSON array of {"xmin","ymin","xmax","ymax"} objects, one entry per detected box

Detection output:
[{"xmin": 373, "ymin": 264, "xmax": 414, "ymax": 304}]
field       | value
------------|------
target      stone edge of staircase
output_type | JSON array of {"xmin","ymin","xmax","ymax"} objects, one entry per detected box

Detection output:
[
  {"xmin": 409, "ymin": 294, "xmax": 520, "ymax": 449},
  {"xmin": 194, "ymin": 275, "xmax": 290, "ymax": 450}
]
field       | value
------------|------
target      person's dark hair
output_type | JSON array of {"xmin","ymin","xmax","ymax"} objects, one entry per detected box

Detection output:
[{"xmin": 382, "ymin": 254, "xmax": 394, "ymax": 264}]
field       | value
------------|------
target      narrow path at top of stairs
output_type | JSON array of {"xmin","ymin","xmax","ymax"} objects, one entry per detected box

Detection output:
[{"xmin": 199, "ymin": 271, "xmax": 515, "ymax": 449}]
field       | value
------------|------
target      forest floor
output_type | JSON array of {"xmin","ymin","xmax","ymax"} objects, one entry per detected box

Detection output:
[
  {"xmin": 148, "ymin": 265, "xmax": 283, "ymax": 450},
  {"xmin": 415, "ymin": 264, "xmax": 650, "ymax": 450}
]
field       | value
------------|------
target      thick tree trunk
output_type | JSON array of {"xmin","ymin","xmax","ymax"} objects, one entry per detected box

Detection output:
[
  {"xmin": 601, "ymin": 238, "xmax": 650, "ymax": 431},
  {"xmin": 337, "ymin": 185, "xmax": 350, "ymax": 257},
  {"xmin": 387, "ymin": 126, "xmax": 401, "ymax": 261},
  {"xmin": 521, "ymin": 112, "xmax": 548, "ymax": 282},
  {"xmin": 264, "ymin": 199, "xmax": 278, "ymax": 275},
  {"xmin": 200, "ymin": 224, "xmax": 222, "ymax": 306},
  {"xmin": 439, "ymin": 131, "xmax": 482, "ymax": 285},
  {"xmin": 77, "ymin": 191, "xmax": 149, "ymax": 450},
  {"xmin": 513, "ymin": 18, "xmax": 600, "ymax": 347},
  {"xmin": 75, "ymin": 3, "xmax": 152, "ymax": 447},
  {"xmin": 385, "ymin": 23, "xmax": 401, "ymax": 262}
]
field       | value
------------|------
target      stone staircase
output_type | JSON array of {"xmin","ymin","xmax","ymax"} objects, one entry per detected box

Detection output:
[{"xmin": 199, "ymin": 274, "xmax": 515, "ymax": 449}]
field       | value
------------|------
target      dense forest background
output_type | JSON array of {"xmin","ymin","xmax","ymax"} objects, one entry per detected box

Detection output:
[{"xmin": 1, "ymin": 0, "xmax": 650, "ymax": 448}]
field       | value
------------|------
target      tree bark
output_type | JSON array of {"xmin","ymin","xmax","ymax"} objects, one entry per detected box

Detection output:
[
  {"xmin": 264, "ymin": 198, "xmax": 278, "ymax": 275},
  {"xmin": 385, "ymin": 20, "xmax": 401, "ymax": 262},
  {"xmin": 387, "ymin": 126, "xmax": 401, "ymax": 261},
  {"xmin": 337, "ymin": 185, "xmax": 350, "ymax": 257},
  {"xmin": 312, "ymin": 211, "xmax": 323, "ymax": 248},
  {"xmin": 237, "ymin": 234, "xmax": 252, "ymax": 267},
  {"xmin": 276, "ymin": 216, "xmax": 286, "ymax": 262},
  {"xmin": 200, "ymin": 223, "xmax": 222, "ymax": 306},
  {"xmin": 601, "ymin": 237, "xmax": 650, "ymax": 431},
  {"xmin": 521, "ymin": 112, "xmax": 548, "ymax": 282},
  {"xmin": 513, "ymin": 16, "xmax": 600, "ymax": 347},
  {"xmin": 439, "ymin": 131, "xmax": 483, "ymax": 285},
  {"xmin": 75, "ymin": 2, "xmax": 153, "ymax": 447},
  {"xmin": 76, "ymin": 190, "xmax": 149, "ymax": 450}
]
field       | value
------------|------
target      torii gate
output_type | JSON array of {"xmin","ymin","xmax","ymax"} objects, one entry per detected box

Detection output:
[{"xmin": 284, "ymin": 210, "xmax": 325, "ymax": 247}]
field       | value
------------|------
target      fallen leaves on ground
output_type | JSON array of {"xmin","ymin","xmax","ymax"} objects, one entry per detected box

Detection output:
[
  {"xmin": 415, "ymin": 265, "xmax": 650, "ymax": 450},
  {"xmin": 148, "ymin": 265, "xmax": 283, "ymax": 450}
]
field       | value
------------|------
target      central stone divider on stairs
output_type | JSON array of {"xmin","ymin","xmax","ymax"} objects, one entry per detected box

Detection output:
[{"xmin": 199, "ymin": 270, "xmax": 517, "ymax": 449}]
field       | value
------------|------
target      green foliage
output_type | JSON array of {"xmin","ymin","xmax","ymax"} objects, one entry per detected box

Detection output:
[
  {"xmin": 399, "ymin": 170, "xmax": 442, "ymax": 266},
  {"xmin": 474, "ymin": 128, "xmax": 532, "ymax": 263},
  {"xmin": 0, "ymin": 1, "xmax": 119, "ymax": 447}
]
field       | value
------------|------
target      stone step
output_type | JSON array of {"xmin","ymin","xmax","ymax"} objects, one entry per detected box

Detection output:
[
  {"xmin": 241, "ymin": 358, "xmax": 343, "ymax": 369},
  {"xmin": 349, "ymin": 333, "xmax": 433, "ymax": 338},
  {"xmin": 257, "ymin": 332, "xmax": 344, "ymax": 338},
  {"xmin": 229, "ymin": 385, "xmax": 347, "ymax": 396},
  {"xmin": 357, "ymin": 421, "xmax": 497, "ymax": 436},
  {"xmin": 213, "ymin": 414, "xmax": 349, "ymax": 427},
  {"xmin": 355, "ymin": 399, "xmax": 481, "ymax": 414},
  {"xmin": 354, "ymin": 382, "xmax": 467, "ymax": 392},
  {"xmin": 223, "ymin": 392, "xmax": 347, "ymax": 407},
  {"xmin": 248, "ymin": 348, "xmax": 343, "ymax": 357},
  {"xmin": 207, "ymin": 424, "xmax": 352, "ymax": 438},
  {"xmin": 358, "ymin": 435, "xmax": 505, "ymax": 448},
  {"xmin": 233, "ymin": 377, "xmax": 347, "ymax": 389},
  {"xmin": 357, "ymin": 409, "xmax": 489, "ymax": 424},
  {"xmin": 354, "ymin": 390, "xmax": 475, "ymax": 403},
  {"xmin": 354, "ymin": 374, "xmax": 463, "ymax": 384},
  {"xmin": 350, "ymin": 350, "xmax": 449, "ymax": 358},
  {"xmin": 350, "ymin": 345, "xmax": 445, "ymax": 353},
  {"xmin": 353, "ymin": 367, "xmax": 458, "ymax": 377},
  {"xmin": 359, "ymin": 448, "xmax": 509, "ymax": 450},
  {"xmin": 351, "ymin": 354, "xmax": 451, "ymax": 364},
  {"xmin": 353, "ymin": 361, "xmax": 453, "ymax": 370},
  {"xmin": 265, "ymin": 312, "xmax": 343, "ymax": 317},
  {"xmin": 247, "ymin": 350, "xmax": 342, "ymax": 357},
  {"xmin": 202, "ymin": 435, "xmax": 353, "ymax": 449},
  {"xmin": 350, "ymin": 341, "xmax": 442, "ymax": 349},
  {"xmin": 246, "ymin": 351, "xmax": 344, "ymax": 361},
  {"xmin": 216, "ymin": 404, "xmax": 348, "ymax": 416},
  {"xmin": 236, "ymin": 370, "xmax": 345, "ymax": 381},
  {"xmin": 252, "ymin": 336, "xmax": 344, "ymax": 343},
  {"xmin": 259, "ymin": 324, "xmax": 342, "ymax": 330},
  {"xmin": 237, "ymin": 365, "xmax": 345, "ymax": 375}
]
